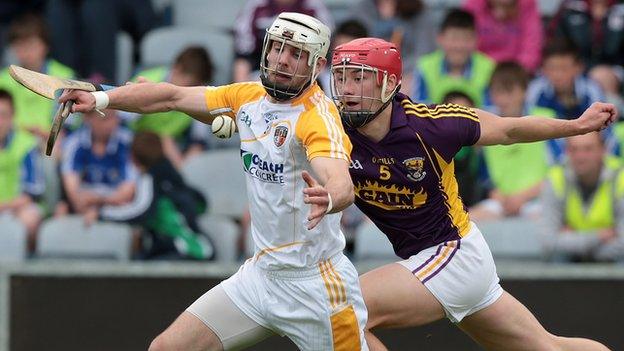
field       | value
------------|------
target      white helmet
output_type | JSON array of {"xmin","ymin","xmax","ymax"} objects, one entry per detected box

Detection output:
[{"xmin": 260, "ymin": 12, "xmax": 330, "ymax": 101}]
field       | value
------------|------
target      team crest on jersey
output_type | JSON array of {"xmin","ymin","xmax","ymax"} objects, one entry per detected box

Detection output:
[
  {"xmin": 403, "ymin": 157, "xmax": 426, "ymax": 182},
  {"xmin": 273, "ymin": 125, "xmax": 289, "ymax": 147}
]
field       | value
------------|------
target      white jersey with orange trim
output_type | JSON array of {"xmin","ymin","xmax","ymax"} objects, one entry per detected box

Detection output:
[{"xmin": 204, "ymin": 82, "xmax": 352, "ymax": 270}]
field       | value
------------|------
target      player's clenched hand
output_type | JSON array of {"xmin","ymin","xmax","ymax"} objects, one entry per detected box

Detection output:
[
  {"xmin": 59, "ymin": 89, "xmax": 96, "ymax": 113},
  {"xmin": 575, "ymin": 102, "xmax": 618, "ymax": 133},
  {"xmin": 302, "ymin": 170, "xmax": 330, "ymax": 230}
]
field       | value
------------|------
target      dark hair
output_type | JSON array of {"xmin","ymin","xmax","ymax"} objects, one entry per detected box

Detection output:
[
  {"xmin": 442, "ymin": 90, "xmax": 475, "ymax": 107},
  {"xmin": 0, "ymin": 89, "xmax": 15, "ymax": 111},
  {"xmin": 131, "ymin": 131, "xmax": 164, "ymax": 169},
  {"xmin": 174, "ymin": 46, "xmax": 214, "ymax": 84},
  {"xmin": 440, "ymin": 8, "xmax": 475, "ymax": 33},
  {"xmin": 490, "ymin": 61, "xmax": 530, "ymax": 91},
  {"xmin": 8, "ymin": 13, "xmax": 49, "ymax": 46},
  {"xmin": 542, "ymin": 38, "xmax": 580, "ymax": 63},
  {"xmin": 335, "ymin": 19, "xmax": 368, "ymax": 39},
  {"xmin": 396, "ymin": 0, "xmax": 424, "ymax": 20}
]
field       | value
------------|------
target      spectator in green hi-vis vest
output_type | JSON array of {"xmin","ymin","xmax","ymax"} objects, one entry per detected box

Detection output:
[
  {"xmin": 540, "ymin": 132, "xmax": 624, "ymax": 262},
  {"xmin": 471, "ymin": 62, "xmax": 554, "ymax": 221},
  {"xmin": 0, "ymin": 14, "xmax": 75, "ymax": 145},
  {"xmin": 411, "ymin": 8, "xmax": 494, "ymax": 107},
  {"xmin": 131, "ymin": 46, "xmax": 213, "ymax": 168},
  {"xmin": 0, "ymin": 89, "xmax": 44, "ymax": 253}
]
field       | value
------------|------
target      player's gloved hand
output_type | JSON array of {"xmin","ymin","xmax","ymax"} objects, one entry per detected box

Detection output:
[{"xmin": 302, "ymin": 170, "xmax": 331, "ymax": 230}]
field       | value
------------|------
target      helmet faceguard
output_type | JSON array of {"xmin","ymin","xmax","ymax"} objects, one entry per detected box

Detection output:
[
  {"xmin": 260, "ymin": 12, "xmax": 330, "ymax": 101},
  {"xmin": 330, "ymin": 38, "xmax": 402, "ymax": 128}
]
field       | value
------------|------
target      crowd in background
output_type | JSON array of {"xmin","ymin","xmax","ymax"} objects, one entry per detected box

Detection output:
[{"xmin": 1, "ymin": 0, "xmax": 624, "ymax": 263}]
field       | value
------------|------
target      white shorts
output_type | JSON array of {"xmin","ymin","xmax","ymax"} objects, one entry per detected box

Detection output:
[
  {"xmin": 397, "ymin": 223, "xmax": 503, "ymax": 323},
  {"xmin": 189, "ymin": 252, "xmax": 368, "ymax": 350}
]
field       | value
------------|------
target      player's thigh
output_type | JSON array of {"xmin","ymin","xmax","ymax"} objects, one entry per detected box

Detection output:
[
  {"xmin": 458, "ymin": 291, "xmax": 555, "ymax": 351},
  {"xmin": 360, "ymin": 263, "xmax": 445, "ymax": 329},
  {"xmin": 185, "ymin": 284, "xmax": 274, "ymax": 350},
  {"xmin": 149, "ymin": 311, "xmax": 223, "ymax": 351}
]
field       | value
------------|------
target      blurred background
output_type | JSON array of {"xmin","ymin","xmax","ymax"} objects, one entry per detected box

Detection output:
[{"xmin": 1, "ymin": 0, "xmax": 624, "ymax": 350}]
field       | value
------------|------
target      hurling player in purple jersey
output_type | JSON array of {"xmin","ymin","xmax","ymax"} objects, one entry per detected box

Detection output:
[{"xmin": 325, "ymin": 38, "xmax": 614, "ymax": 350}]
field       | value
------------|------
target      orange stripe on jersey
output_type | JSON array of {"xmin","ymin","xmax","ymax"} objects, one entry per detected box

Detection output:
[
  {"xmin": 403, "ymin": 102, "xmax": 480, "ymax": 123},
  {"xmin": 330, "ymin": 305, "xmax": 362, "ymax": 351},
  {"xmin": 296, "ymin": 92, "xmax": 352, "ymax": 161},
  {"xmin": 415, "ymin": 132, "xmax": 471, "ymax": 237},
  {"xmin": 432, "ymin": 149, "xmax": 471, "ymax": 237}
]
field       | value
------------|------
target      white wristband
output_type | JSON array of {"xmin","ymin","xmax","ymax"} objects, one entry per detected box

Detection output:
[
  {"xmin": 91, "ymin": 91, "xmax": 109, "ymax": 110},
  {"xmin": 325, "ymin": 192, "xmax": 333, "ymax": 214}
]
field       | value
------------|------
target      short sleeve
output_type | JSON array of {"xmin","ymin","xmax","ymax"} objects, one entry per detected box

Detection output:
[
  {"xmin": 295, "ymin": 95, "xmax": 352, "ymax": 161},
  {"xmin": 421, "ymin": 103, "xmax": 481, "ymax": 161},
  {"xmin": 204, "ymin": 82, "xmax": 265, "ymax": 119}
]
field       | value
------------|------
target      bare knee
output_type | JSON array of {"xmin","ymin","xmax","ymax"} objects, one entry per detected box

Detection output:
[
  {"xmin": 148, "ymin": 332, "xmax": 223, "ymax": 351},
  {"xmin": 148, "ymin": 334, "xmax": 169, "ymax": 351}
]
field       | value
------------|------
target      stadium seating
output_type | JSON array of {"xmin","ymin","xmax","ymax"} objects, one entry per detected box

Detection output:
[
  {"xmin": 180, "ymin": 149, "xmax": 248, "ymax": 219},
  {"xmin": 140, "ymin": 26, "xmax": 234, "ymax": 85},
  {"xmin": 0, "ymin": 215, "xmax": 27, "ymax": 261},
  {"xmin": 116, "ymin": 31, "xmax": 134, "ymax": 85},
  {"xmin": 353, "ymin": 220, "xmax": 397, "ymax": 260},
  {"xmin": 172, "ymin": 0, "xmax": 247, "ymax": 31},
  {"xmin": 197, "ymin": 214, "xmax": 240, "ymax": 263},
  {"xmin": 37, "ymin": 216, "xmax": 133, "ymax": 260},
  {"xmin": 477, "ymin": 218, "xmax": 544, "ymax": 259}
]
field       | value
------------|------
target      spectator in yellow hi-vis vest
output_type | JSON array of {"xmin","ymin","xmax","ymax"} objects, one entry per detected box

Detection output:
[
  {"xmin": 541, "ymin": 131, "xmax": 624, "ymax": 262},
  {"xmin": 0, "ymin": 13, "xmax": 75, "ymax": 146}
]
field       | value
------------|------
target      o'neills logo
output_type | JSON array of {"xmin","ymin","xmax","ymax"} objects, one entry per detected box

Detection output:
[{"xmin": 241, "ymin": 150, "xmax": 285, "ymax": 184}]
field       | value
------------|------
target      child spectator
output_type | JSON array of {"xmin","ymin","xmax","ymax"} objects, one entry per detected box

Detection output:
[
  {"xmin": 412, "ymin": 8, "xmax": 495, "ymax": 106},
  {"xmin": 57, "ymin": 109, "xmax": 137, "ymax": 217},
  {"xmin": 463, "ymin": 0, "xmax": 543, "ymax": 72},
  {"xmin": 87, "ymin": 131, "xmax": 214, "ymax": 260},
  {"xmin": 131, "ymin": 46, "xmax": 214, "ymax": 168},
  {"xmin": 0, "ymin": 13, "xmax": 75, "ymax": 145},
  {"xmin": 526, "ymin": 39, "xmax": 618, "ymax": 162},
  {"xmin": 0, "ymin": 89, "xmax": 44, "ymax": 252},
  {"xmin": 470, "ymin": 62, "xmax": 552, "ymax": 220},
  {"xmin": 442, "ymin": 91, "xmax": 484, "ymax": 206}
]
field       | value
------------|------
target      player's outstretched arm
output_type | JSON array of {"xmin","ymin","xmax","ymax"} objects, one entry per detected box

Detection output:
[
  {"xmin": 302, "ymin": 157, "xmax": 355, "ymax": 230},
  {"xmin": 59, "ymin": 83, "xmax": 214, "ymax": 123},
  {"xmin": 475, "ymin": 102, "xmax": 618, "ymax": 146}
]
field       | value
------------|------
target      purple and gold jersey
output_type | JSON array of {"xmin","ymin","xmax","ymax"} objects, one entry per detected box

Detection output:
[{"xmin": 346, "ymin": 93, "xmax": 481, "ymax": 259}]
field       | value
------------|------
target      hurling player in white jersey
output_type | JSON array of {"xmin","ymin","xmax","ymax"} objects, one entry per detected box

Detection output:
[{"xmin": 61, "ymin": 12, "xmax": 368, "ymax": 351}]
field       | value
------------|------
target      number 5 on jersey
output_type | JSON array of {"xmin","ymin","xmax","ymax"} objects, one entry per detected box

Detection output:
[{"xmin": 379, "ymin": 165, "xmax": 391, "ymax": 180}]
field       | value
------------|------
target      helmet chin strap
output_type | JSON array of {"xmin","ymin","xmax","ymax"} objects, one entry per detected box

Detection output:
[
  {"xmin": 340, "ymin": 84, "xmax": 401, "ymax": 129},
  {"xmin": 260, "ymin": 74, "xmax": 312, "ymax": 101}
]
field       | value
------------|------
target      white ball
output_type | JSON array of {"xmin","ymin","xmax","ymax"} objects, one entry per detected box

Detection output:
[{"xmin": 211, "ymin": 115, "xmax": 236, "ymax": 139}]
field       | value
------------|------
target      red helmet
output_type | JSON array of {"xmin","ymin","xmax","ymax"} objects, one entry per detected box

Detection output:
[
  {"xmin": 330, "ymin": 38, "xmax": 402, "ymax": 128},
  {"xmin": 331, "ymin": 38, "xmax": 402, "ymax": 85}
]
